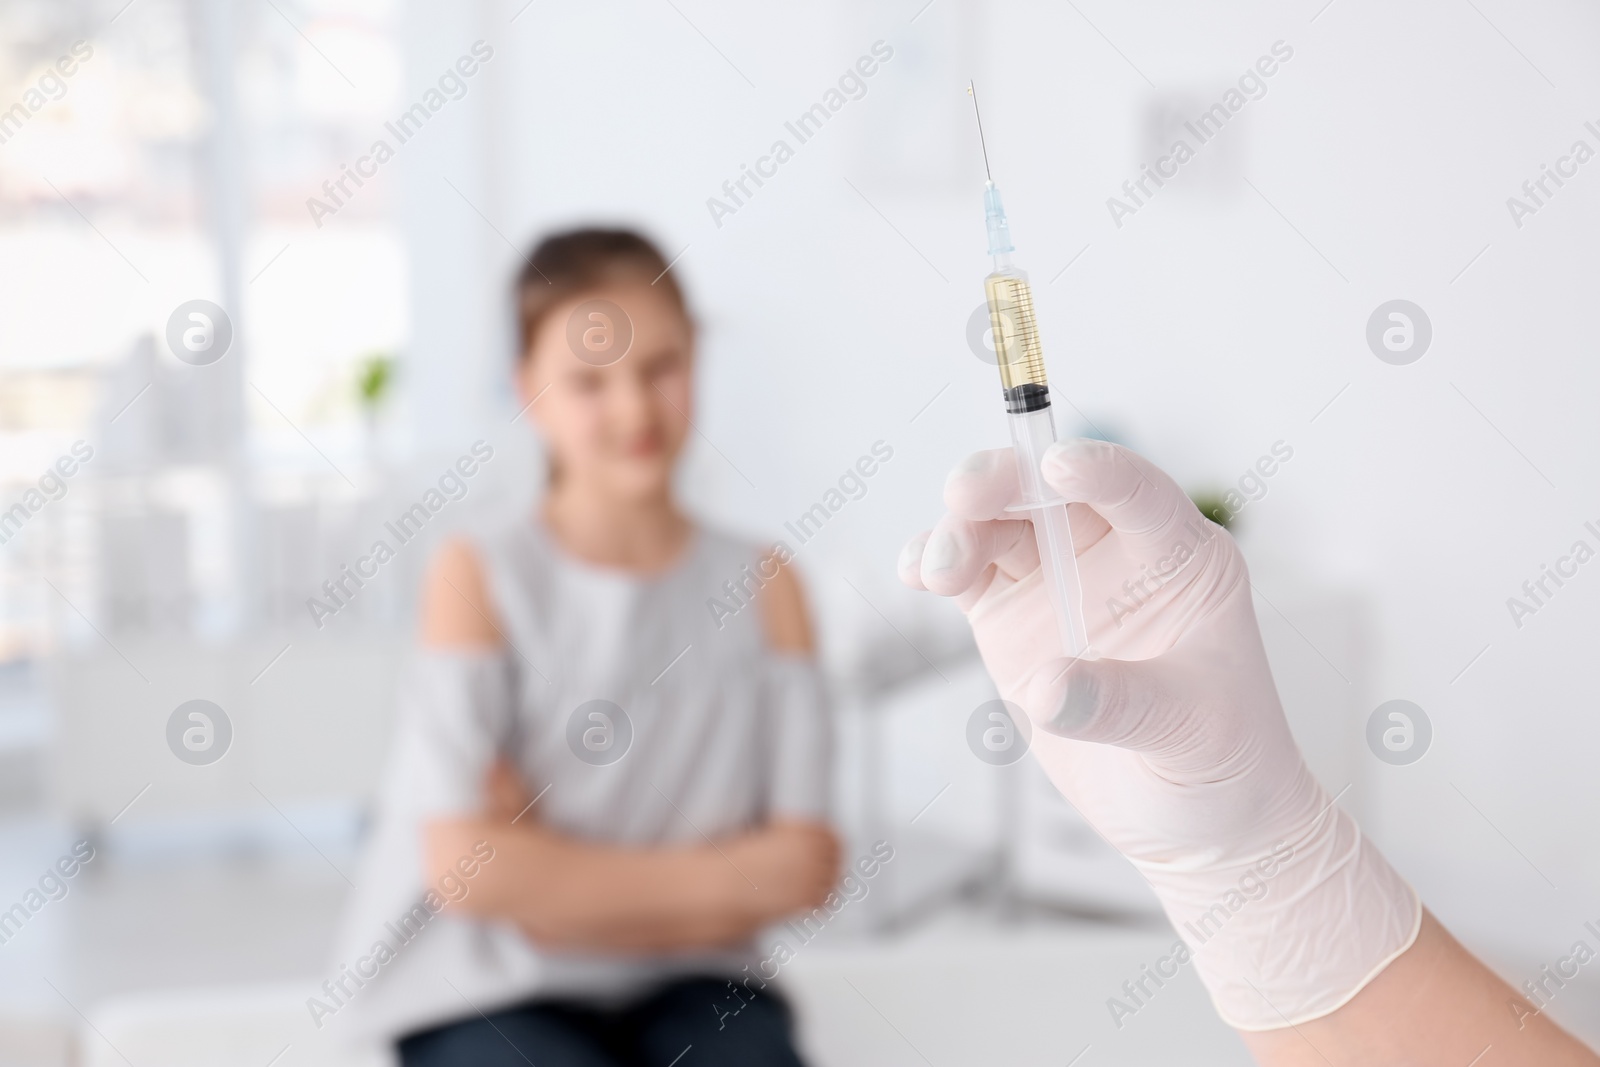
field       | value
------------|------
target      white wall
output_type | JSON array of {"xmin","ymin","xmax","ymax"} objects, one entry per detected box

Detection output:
[{"xmin": 397, "ymin": 0, "xmax": 1600, "ymax": 961}]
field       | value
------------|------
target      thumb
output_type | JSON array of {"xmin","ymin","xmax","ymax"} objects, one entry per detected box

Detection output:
[{"xmin": 1022, "ymin": 652, "xmax": 1190, "ymax": 753}]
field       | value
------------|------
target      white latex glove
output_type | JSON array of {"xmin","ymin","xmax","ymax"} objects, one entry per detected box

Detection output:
[{"xmin": 899, "ymin": 439, "xmax": 1418, "ymax": 1030}]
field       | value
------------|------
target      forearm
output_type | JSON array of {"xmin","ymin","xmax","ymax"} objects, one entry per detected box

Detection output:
[
  {"xmin": 435, "ymin": 823, "xmax": 750, "ymax": 950},
  {"xmin": 427, "ymin": 819, "xmax": 834, "ymax": 952},
  {"xmin": 1242, "ymin": 910, "xmax": 1599, "ymax": 1066}
]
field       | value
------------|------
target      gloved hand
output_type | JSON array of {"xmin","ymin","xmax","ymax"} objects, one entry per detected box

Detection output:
[{"xmin": 899, "ymin": 439, "xmax": 1418, "ymax": 1029}]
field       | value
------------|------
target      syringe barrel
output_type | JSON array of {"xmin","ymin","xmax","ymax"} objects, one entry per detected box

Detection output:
[
  {"xmin": 1007, "ymin": 406, "xmax": 1091, "ymax": 658},
  {"xmin": 984, "ymin": 266, "xmax": 1050, "ymax": 414}
]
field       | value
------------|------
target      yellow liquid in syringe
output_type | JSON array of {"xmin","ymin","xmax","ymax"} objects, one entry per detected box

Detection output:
[{"xmin": 985, "ymin": 271, "xmax": 1050, "ymax": 412}]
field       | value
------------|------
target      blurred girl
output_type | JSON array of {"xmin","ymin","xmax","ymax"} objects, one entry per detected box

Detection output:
[{"xmin": 333, "ymin": 229, "xmax": 838, "ymax": 1067}]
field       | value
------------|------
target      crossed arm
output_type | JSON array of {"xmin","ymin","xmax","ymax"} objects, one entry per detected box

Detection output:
[{"xmin": 426, "ymin": 808, "xmax": 838, "ymax": 953}]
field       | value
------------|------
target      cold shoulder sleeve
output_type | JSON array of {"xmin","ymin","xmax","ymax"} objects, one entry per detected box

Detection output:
[
  {"xmin": 377, "ymin": 648, "xmax": 517, "ymax": 819},
  {"xmin": 761, "ymin": 651, "xmax": 834, "ymax": 823}
]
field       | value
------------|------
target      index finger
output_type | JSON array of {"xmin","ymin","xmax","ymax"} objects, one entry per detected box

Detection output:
[{"xmin": 1041, "ymin": 438, "xmax": 1202, "ymax": 555}]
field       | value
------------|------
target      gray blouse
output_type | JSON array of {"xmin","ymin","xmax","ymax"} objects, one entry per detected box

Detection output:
[{"xmin": 324, "ymin": 519, "xmax": 833, "ymax": 1043}]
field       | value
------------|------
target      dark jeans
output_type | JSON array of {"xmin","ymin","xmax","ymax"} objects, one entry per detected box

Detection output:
[{"xmin": 398, "ymin": 976, "xmax": 806, "ymax": 1067}]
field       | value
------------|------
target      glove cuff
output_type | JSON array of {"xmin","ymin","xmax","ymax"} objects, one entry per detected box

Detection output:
[{"xmin": 1147, "ymin": 806, "xmax": 1422, "ymax": 1031}]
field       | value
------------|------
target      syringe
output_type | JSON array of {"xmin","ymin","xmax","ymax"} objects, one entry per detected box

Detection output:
[{"xmin": 967, "ymin": 82, "xmax": 1091, "ymax": 658}]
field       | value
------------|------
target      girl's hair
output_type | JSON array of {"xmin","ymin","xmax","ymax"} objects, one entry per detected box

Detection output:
[{"xmin": 513, "ymin": 227, "xmax": 690, "ymax": 361}]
